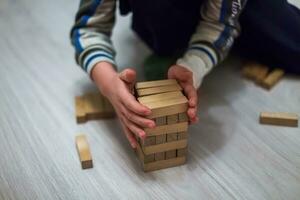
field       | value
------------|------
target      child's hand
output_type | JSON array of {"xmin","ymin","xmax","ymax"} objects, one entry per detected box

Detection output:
[
  {"xmin": 92, "ymin": 62, "xmax": 155, "ymax": 148},
  {"xmin": 168, "ymin": 65, "xmax": 199, "ymax": 124}
]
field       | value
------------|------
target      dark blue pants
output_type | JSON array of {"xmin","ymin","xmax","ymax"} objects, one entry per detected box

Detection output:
[
  {"xmin": 235, "ymin": 0, "xmax": 300, "ymax": 73},
  {"xmin": 120, "ymin": 0, "xmax": 300, "ymax": 74}
]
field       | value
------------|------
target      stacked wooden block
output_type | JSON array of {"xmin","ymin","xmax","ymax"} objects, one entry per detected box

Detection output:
[{"xmin": 134, "ymin": 79, "xmax": 189, "ymax": 172}]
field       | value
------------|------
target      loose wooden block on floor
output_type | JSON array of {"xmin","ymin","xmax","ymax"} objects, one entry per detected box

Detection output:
[
  {"xmin": 75, "ymin": 92, "xmax": 115, "ymax": 124},
  {"xmin": 134, "ymin": 79, "xmax": 190, "ymax": 171},
  {"xmin": 75, "ymin": 96, "xmax": 86, "ymax": 123},
  {"xmin": 260, "ymin": 69, "xmax": 285, "ymax": 90},
  {"xmin": 75, "ymin": 134, "xmax": 93, "ymax": 169},
  {"xmin": 260, "ymin": 112, "xmax": 298, "ymax": 127}
]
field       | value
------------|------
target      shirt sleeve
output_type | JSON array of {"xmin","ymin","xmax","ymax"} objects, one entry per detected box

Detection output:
[
  {"xmin": 70, "ymin": 0, "xmax": 117, "ymax": 75},
  {"xmin": 177, "ymin": 0, "xmax": 248, "ymax": 88}
]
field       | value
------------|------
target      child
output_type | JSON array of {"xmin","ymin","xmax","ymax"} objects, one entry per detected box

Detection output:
[{"xmin": 70, "ymin": 0, "xmax": 300, "ymax": 148}]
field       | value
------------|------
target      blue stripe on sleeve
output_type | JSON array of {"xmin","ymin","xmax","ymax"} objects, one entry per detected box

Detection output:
[
  {"xmin": 214, "ymin": 0, "xmax": 230, "ymax": 49},
  {"xmin": 189, "ymin": 46, "xmax": 217, "ymax": 66},
  {"xmin": 73, "ymin": 0, "xmax": 102, "ymax": 54},
  {"xmin": 84, "ymin": 53, "xmax": 113, "ymax": 71}
]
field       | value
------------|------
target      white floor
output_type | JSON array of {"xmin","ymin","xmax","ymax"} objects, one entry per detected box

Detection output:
[{"xmin": 0, "ymin": 0, "xmax": 299, "ymax": 199}]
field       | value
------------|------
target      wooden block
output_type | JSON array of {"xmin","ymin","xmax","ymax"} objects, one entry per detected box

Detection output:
[
  {"xmin": 135, "ymin": 79, "xmax": 178, "ymax": 89},
  {"xmin": 142, "ymin": 139, "xmax": 188, "ymax": 155},
  {"xmin": 242, "ymin": 63, "xmax": 269, "ymax": 82},
  {"xmin": 143, "ymin": 156, "xmax": 186, "ymax": 172},
  {"xmin": 242, "ymin": 63, "xmax": 260, "ymax": 80},
  {"xmin": 136, "ymin": 144, "xmax": 186, "ymax": 172},
  {"xmin": 154, "ymin": 117, "xmax": 166, "ymax": 161},
  {"xmin": 137, "ymin": 84, "xmax": 182, "ymax": 97},
  {"xmin": 75, "ymin": 134, "xmax": 93, "ymax": 169},
  {"xmin": 144, "ymin": 154, "xmax": 155, "ymax": 164},
  {"xmin": 260, "ymin": 69, "xmax": 284, "ymax": 90},
  {"xmin": 177, "ymin": 148, "xmax": 187, "ymax": 157},
  {"xmin": 144, "ymin": 122, "xmax": 188, "ymax": 136},
  {"xmin": 141, "ymin": 96, "xmax": 188, "ymax": 119},
  {"xmin": 259, "ymin": 112, "xmax": 298, "ymax": 127},
  {"xmin": 155, "ymin": 116, "xmax": 167, "ymax": 126},
  {"xmin": 254, "ymin": 66, "xmax": 269, "ymax": 83},
  {"xmin": 178, "ymin": 132, "xmax": 188, "ymax": 140},
  {"xmin": 154, "ymin": 151, "xmax": 165, "ymax": 161},
  {"xmin": 141, "ymin": 136, "xmax": 156, "ymax": 147},
  {"xmin": 138, "ymin": 91, "xmax": 183, "ymax": 104},
  {"xmin": 84, "ymin": 93, "xmax": 104, "ymax": 119},
  {"xmin": 178, "ymin": 112, "xmax": 188, "ymax": 122},
  {"xmin": 167, "ymin": 114, "xmax": 178, "ymax": 124},
  {"xmin": 75, "ymin": 96, "xmax": 86, "ymax": 123},
  {"xmin": 75, "ymin": 92, "xmax": 115, "ymax": 124},
  {"xmin": 166, "ymin": 114, "xmax": 178, "ymax": 159}
]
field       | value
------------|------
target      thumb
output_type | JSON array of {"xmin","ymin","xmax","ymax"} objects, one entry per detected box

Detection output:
[{"xmin": 119, "ymin": 68, "xmax": 136, "ymax": 84}]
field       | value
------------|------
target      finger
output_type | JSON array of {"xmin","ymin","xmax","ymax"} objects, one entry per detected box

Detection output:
[
  {"xmin": 189, "ymin": 116, "xmax": 199, "ymax": 124},
  {"xmin": 122, "ymin": 107, "xmax": 155, "ymax": 128},
  {"xmin": 187, "ymin": 107, "xmax": 197, "ymax": 120},
  {"xmin": 119, "ymin": 68, "xmax": 136, "ymax": 84},
  {"xmin": 121, "ymin": 115, "xmax": 146, "ymax": 140},
  {"xmin": 120, "ymin": 122, "xmax": 137, "ymax": 148},
  {"xmin": 184, "ymin": 84, "xmax": 198, "ymax": 107},
  {"xmin": 121, "ymin": 92, "xmax": 151, "ymax": 116}
]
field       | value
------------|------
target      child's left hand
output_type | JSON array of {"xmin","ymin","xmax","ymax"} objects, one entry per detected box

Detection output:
[{"xmin": 168, "ymin": 65, "xmax": 199, "ymax": 124}]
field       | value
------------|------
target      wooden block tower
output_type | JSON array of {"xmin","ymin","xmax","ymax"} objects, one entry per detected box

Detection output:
[{"xmin": 134, "ymin": 79, "xmax": 189, "ymax": 172}]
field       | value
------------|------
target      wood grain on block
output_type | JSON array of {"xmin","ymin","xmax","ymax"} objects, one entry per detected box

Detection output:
[
  {"xmin": 178, "ymin": 112, "xmax": 188, "ymax": 122},
  {"xmin": 75, "ymin": 96, "xmax": 86, "ymax": 123},
  {"xmin": 254, "ymin": 67, "xmax": 269, "ymax": 83},
  {"xmin": 143, "ymin": 156, "xmax": 186, "ymax": 172},
  {"xmin": 135, "ymin": 79, "xmax": 178, "ymax": 89},
  {"xmin": 260, "ymin": 69, "xmax": 285, "ymax": 90},
  {"xmin": 260, "ymin": 112, "xmax": 298, "ymax": 127},
  {"xmin": 138, "ymin": 91, "xmax": 183, "ymax": 104},
  {"xmin": 144, "ymin": 154, "xmax": 155, "ymax": 163},
  {"xmin": 177, "ymin": 148, "xmax": 187, "ymax": 157},
  {"xmin": 75, "ymin": 134, "xmax": 93, "ymax": 169},
  {"xmin": 142, "ymin": 96, "xmax": 188, "ymax": 119},
  {"xmin": 141, "ymin": 136, "xmax": 156, "ymax": 146},
  {"xmin": 75, "ymin": 92, "xmax": 115, "ymax": 123},
  {"xmin": 166, "ymin": 114, "xmax": 178, "ymax": 159},
  {"xmin": 137, "ymin": 84, "xmax": 182, "ymax": 97},
  {"xmin": 155, "ymin": 117, "xmax": 166, "ymax": 161},
  {"xmin": 144, "ymin": 122, "xmax": 188, "ymax": 136},
  {"xmin": 84, "ymin": 93, "xmax": 104, "ymax": 119},
  {"xmin": 242, "ymin": 63, "xmax": 268, "ymax": 81},
  {"xmin": 136, "ymin": 143, "xmax": 155, "ymax": 164},
  {"xmin": 142, "ymin": 140, "xmax": 188, "ymax": 155},
  {"xmin": 242, "ymin": 63, "xmax": 259, "ymax": 79},
  {"xmin": 178, "ymin": 132, "xmax": 188, "ymax": 140}
]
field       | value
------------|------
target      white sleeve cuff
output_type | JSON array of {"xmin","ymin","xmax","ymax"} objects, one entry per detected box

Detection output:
[
  {"xmin": 176, "ymin": 44, "xmax": 217, "ymax": 89},
  {"xmin": 82, "ymin": 50, "xmax": 117, "ymax": 76}
]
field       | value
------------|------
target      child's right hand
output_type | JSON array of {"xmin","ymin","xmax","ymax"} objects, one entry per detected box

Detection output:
[{"xmin": 91, "ymin": 62, "xmax": 155, "ymax": 148}]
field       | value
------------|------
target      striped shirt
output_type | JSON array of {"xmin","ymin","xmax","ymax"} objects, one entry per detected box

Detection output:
[{"xmin": 70, "ymin": 0, "xmax": 247, "ymax": 88}]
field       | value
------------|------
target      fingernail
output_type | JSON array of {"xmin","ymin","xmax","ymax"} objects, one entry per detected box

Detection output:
[
  {"xmin": 139, "ymin": 131, "xmax": 146, "ymax": 138},
  {"xmin": 144, "ymin": 109, "xmax": 151, "ymax": 115},
  {"xmin": 148, "ymin": 122, "xmax": 155, "ymax": 128}
]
